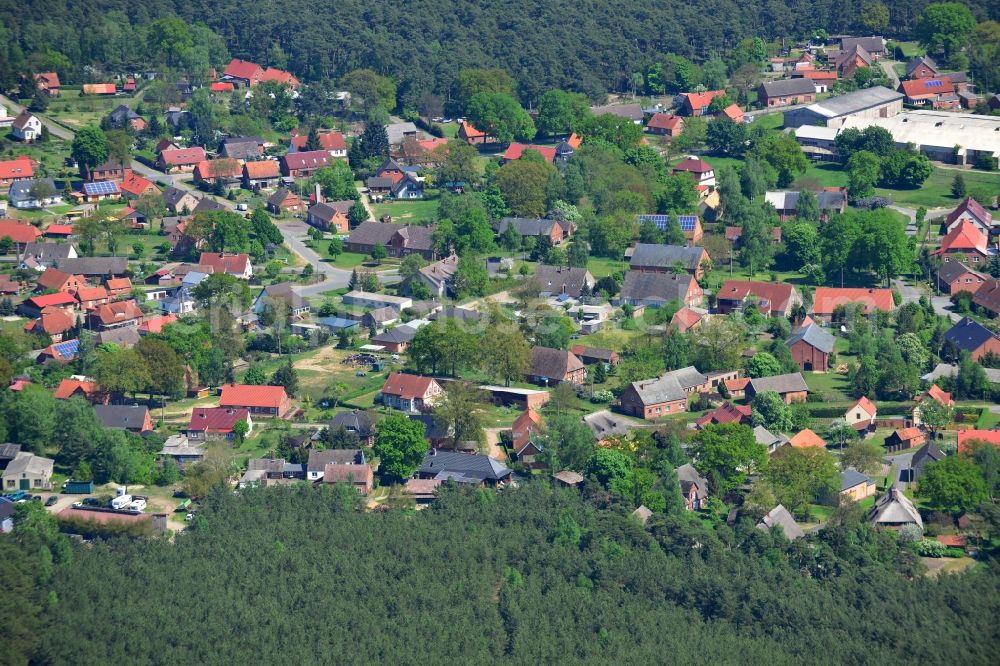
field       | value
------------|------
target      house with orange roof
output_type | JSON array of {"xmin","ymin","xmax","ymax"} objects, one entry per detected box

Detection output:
[
  {"xmin": 221, "ymin": 58, "xmax": 265, "ymax": 87},
  {"xmin": 193, "ymin": 158, "xmax": 242, "ymax": 185},
  {"xmin": 810, "ymin": 287, "xmax": 895, "ymax": 323},
  {"xmin": 501, "ymin": 143, "xmax": 556, "ymax": 163},
  {"xmin": 885, "ymin": 427, "xmax": 927, "ymax": 453},
  {"xmin": 645, "ymin": 113, "xmax": 685, "ymax": 136},
  {"xmin": 944, "ymin": 197, "xmax": 992, "ymax": 235},
  {"xmin": 157, "ymin": 147, "xmax": 207, "ymax": 173},
  {"xmin": 787, "ymin": 428, "xmax": 826, "ymax": 449},
  {"xmin": 54, "ymin": 378, "xmax": 105, "ymax": 403},
  {"xmin": 87, "ymin": 300, "xmax": 143, "ymax": 331},
  {"xmin": 695, "ymin": 402, "xmax": 752, "ymax": 428},
  {"xmin": 259, "ymin": 67, "xmax": 299, "ymax": 88},
  {"xmin": 24, "ymin": 308, "xmax": 76, "ymax": 341},
  {"xmin": 845, "ymin": 397, "xmax": 877, "ymax": 432},
  {"xmin": 957, "ymin": 429, "xmax": 1000, "ymax": 454},
  {"xmin": 219, "ymin": 383, "xmax": 294, "ymax": 417},
  {"xmin": 34, "ymin": 72, "xmax": 61, "ymax": 96},
  {"xmin": 36, "ymin": 268, "xmax": 85, "ymax": 293},
  {"xmin": 670, "ymin": 305, "xmax": 708, "ymax": 333},
  {"xmin": 290, "ymin": 130, "xmax": 347, "ymax": 158},
  {"xmin": 510, "ymin": 408, "xmax": 545, "ymax": 468},
  {"xmin": 138, "ymin": 314, "xmax": 178, "ymax": 335},
  {"xmin": 74, "ymin": 286, "xmax": 110, "ymax": 311},
  {"xmin": 679, "ymin": 90, "xmax": 726, "ymax": 116},
  {"xmin": 82, "ymin": 83, "xmax": 117, "ymax": 95},
  {"xmin": 210, "ymin": 82, "xmax": 235, "ymax": 93},
  {"xmin": 458, "ymin": 121, "xmax": 494, "ymax": 144},
  {"xmin": 898, "ymin": 78, "xmax": 958, "ymax": 109},
  {"xmin": 379, "ymin": 372, "xmax": 444, "ymax": 413},
  {"xmin": 715, "ymin": 280, "xmax": 801, "ymax": 317},
  {"xmin": 243, "ymin": 160, "xmax": 282, "ymax": 190},
  {"xmin": 19, "ymin": 292, "xmax": 76, "ymax": 317},
  {"xmin": 105, "ymin": 277, "xmax": 132, "ymax": 298},
  {"xmin": 716, "ymin": 104, "xmax": 745, "ymax": 123},
  {"xmin": 119, "ymin": 172, "xmax": 159, "ymax": 200},
  {"xmin": 933, "ymin": 219, "xmax": 991, "ymax": 266},
  {"xmin": 0, "ymin": 155, "xmax": 34, "ymax": 191},
  {"xmin": 912, "ymin": 384, "xmax": 955, "ymax": 427},
  {"xmin": 724, "ymin": 377, "xmax": 749, "ymax": 399}
]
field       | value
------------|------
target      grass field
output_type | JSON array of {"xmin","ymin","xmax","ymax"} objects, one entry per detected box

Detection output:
[
  {"xmin": 371, "ymin": 195, "xmax": 440, "ymax": 224},
  {"xmin": 877, "ymin": 168, "xmax": 1000, "ymax": 209},
  {"xmin": 586, "ymin": 255, "xmax": 628, "ymax": 278},
  {"xmin": 40, "ymin": 88, "xmax": 142, "ymax": 129}
]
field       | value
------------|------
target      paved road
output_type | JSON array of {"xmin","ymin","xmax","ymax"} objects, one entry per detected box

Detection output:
[
  {"xmin": 277, "ymin": 220, "xmax": 353, "ymax": 294},
  {"xmin": 879, "ymin": 60, "xmax": 901, "ymax": 89},
  {"xmin": 883, "ymin": 451, "xmax": 914, "ymax": 488},
  {"xmin": 0, "ymin": 93, "xmax": 75, "ymax": 140}
]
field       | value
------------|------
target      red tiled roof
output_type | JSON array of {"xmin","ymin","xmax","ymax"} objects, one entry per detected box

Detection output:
[
  {"xmin": 811, "ymin": 288, "xmax": 894, "ymax": 315},
  {"xmin": 893, "ymin": 427, "xmax": 924, "ymax": 441},
  {"xmin": 957, "ymin": 429, "xmax": 1000, "ymax": 454},
  {"xmin": 719, "ymin": 104, "xmax": 744, "ymax": 122},
  {"xmin": 106, "ymin": 277, "xmax": 132, "ymax": 291},
  {"xmin": 194, "ymin": 159, "xmax": 242, "ymax": 180},
  {"xmin": 36, "ymin": 268, "xmax": 78, "ymax": 291},
  {"xmin": 459, "ymin": 121, "xmax": 486, "ymax": 139},
  {"xmin": 160, "ymin": 147, "xmax": 207, "ymax": 166},
  {"xmin": 244, "ymin": 160, "xmax": 281, "ymax": 179},
  {"xmin": 416, "ymin": 137, "xmax": 449, "ymax": 152},
  {"xmin": 936, "ymin": 535, "xmax": 967, "ymax": 547},
  {"xmin": 26, "ymin": 292, "xmax": 76, "ymax": 308},
  {"xmin": 138, "ymin": 314, "xmax": 177, "ymax": 334},
  {"xmin": 717, "ymin": 280, "xmax": 797, "ymax": 314},
  {"xmin": 646, "ymin": 112, "xmax": 684, "ymax": 131},
  {"xmin": 198, "ymin": 252, "xmax": 251, "ymax": 275},
  {"xmin": 566, "ymin": 133, "xmax": 583, "ymax": 149},
  {"xmin": 851, "ymin": 396, "xmax": 877, "ymax": 417},
  {"xmin": 259, "ymin": 67, "xmax": 299, "ymax": 87},
  {"xmin": 211, "ymin": 82, "xmax": 235, "ymax": 92},
  {"xmin": 724, "ymin": 377, "xmax": 750, "ymax": 392},
  {"xmin": 120, "ymin": 172, "xmax": 158, "ymax": 197},
  {"xmin": 291, "ymin": 131, "xmax": 347, "ymax": 152},
  {"xmin": 223, "ymin": 58, "xmax": 264, "ymax": 81},
  {"xmin": 75, "ymin": 286, "xmax": 108, "ymax": 302},
  {"xmin": 900, "ymin": 78, "xmax": 955, "ymax": 98},
  {"xmin": 44, "ymin": 224, "xmax": 74, "ymax": 236},
  {"xmin": 788, "ymin": 428, "xmax": 826, "ymax": 449},
  {"xmin": 502, "ymin": 143, "xmax": 556, "ymax": 162},
  {"xmin": 671, "ymin": 306, "xmax": 705, "ymax": 332},
  {"xmin": 0, "ymin": 220, "xmax": 41, "ymax": 243},
  {"xmin": 681, "ymin": 90, "xmax": 725, "ymax": 111},
  {"xmin": 381, "ymin": 372, "xmax": 439, "ymax": 399},
  {"xmin": 801, "ymin": 70, "xmax": 838, "ymax": 81},
  {"xmin": 696, "ymin": 402, "xmax": 751, "ymax": 427},
  {"xmin": 219, "ymin": 383, "xmax": 289, "ymax": 409},
  {"xmin": 926, "ymin": 384, "xmax": 954, "ymax": 407},
  {"xmin": 92, "ymin": 300, "xmax": 143, "ymax": 325},
  {"xmin": 935, "ymin": 220, "xmax": 988, "ymax": 254},
  {"xmin": 282, "ymin": 150, "xmax": 331, "ymax": 171},
  {"xmin": 673, "ymin": 157, "xmax": 714, "ymax": 174},
  {"xmin": 82, "ymin": 83, "xmax": 117, "ymax": 95},
  {"xmin": 35, "ymin": 72, "xmax": 60, "ymax": 88},
  {"xmin": 26, "ymin": 308, "xmax": 75, "ymax": 336},
  {"xmin": 511, "ymin": 408, "xmax": 544, "ymax": 438},
  {"xmin": 0, "ymin": 156, "xmax": 34, "ymax": 180},
  {"xmin": 187, "ymin": 407, "xmax": 250, "ymax": 432},
  {"xmin": 54, "ymin": 379, "xmax": 99, "ymax": 400}
]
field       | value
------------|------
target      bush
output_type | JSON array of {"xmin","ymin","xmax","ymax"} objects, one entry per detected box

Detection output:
[
  {"xmin": 591, "ymin": 389, "xmax": 614, "ymax": 403},
  {"xmin": 851, "ymin": 196, "xmax": 892, "ymax": 210}
]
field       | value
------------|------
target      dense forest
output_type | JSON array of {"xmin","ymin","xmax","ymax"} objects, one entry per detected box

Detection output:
[
  {"xmin": 2, "ymin": 0, "xmax": 999, "ymax": 102},
  {"xmin": 4, "ymin": 483, "xmax": 999, "ymax": 664}
]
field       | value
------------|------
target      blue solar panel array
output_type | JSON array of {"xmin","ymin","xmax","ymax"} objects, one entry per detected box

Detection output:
[
  {"xmin": 84, "ymin": 180, "xmax": 120, "ymax": 196},
  {"xmin": 53, "ymin": 339, "xmax": 79, "ymax": 358},
  {"xmin": 925, "ymin": 80, "xmax": 942, "ymax": 87},
  {"xmin": 637, "ymin": 214, "xmax": 699, "ymax": 232}
]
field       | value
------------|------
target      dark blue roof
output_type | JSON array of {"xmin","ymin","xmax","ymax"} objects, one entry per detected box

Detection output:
[{"xmin": 944, "ymin": 317, "xmax": 998, "ymax": 353}]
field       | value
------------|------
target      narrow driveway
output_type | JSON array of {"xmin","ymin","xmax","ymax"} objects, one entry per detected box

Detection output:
[
  {"xmin": 880, "ymin": 60, "xmax": 901, "ymax": 89},
  {"xmin": 883, "ymin": 451, "xmax": 914, "ymax": 488}
]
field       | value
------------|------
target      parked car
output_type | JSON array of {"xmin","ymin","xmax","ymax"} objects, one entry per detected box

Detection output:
[
  {"xmin": 355, "ymin": 371, "xmax": 367, "ymax": 377},
  {"xmin": 82, "ymin": 497, "xmax": 101, "ymax": 507},
  {"xmin": 45, "ymin": 496, "xmax": 58, "ymax": 506}
]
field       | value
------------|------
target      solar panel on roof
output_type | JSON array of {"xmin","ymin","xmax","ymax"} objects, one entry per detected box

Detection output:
[
  {"xmin": 926, "ymin": 80, "xmax": 942, "ymax": 87},
  {"xmin": 53, "ymin": 340, "xmax": 79, "ymax": 357},
  {"xmin": 638, "ymin": 214, "xmax": 671, "ymax": 230},
  {"xmin": 84, "ymin": 180, "xmax": 120, "ymax": 195},
  {"xmin": 678, "ymin": 216, "xmax": 698, "ymax": 231}
]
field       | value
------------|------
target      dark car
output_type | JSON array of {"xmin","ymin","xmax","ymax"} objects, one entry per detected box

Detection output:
[
  {"xmin": 45, "ymin": 496, "xmax": 58, "ymax": 506},
  {"xmin": 82, "ymin": 497, "xmax": 102, "ymax": 507}
]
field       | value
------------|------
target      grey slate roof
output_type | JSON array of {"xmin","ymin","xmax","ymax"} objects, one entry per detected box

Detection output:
[
  {"xmin": 669, "ymin": 366, "xmax": 708, "ymax": 391},
  {"xmin": 937, "ymin": 261, "xmax": 985, "ymax": 286},
  {"xmin": 21, "ymin": 242, "xmax": 74, "ymax": 262},
  {"xmin": 910, "ymin": 441, "xmax": 946, "ymax": 478},
  {"xmin": 676, "ymin": 463, "xmax": 709, "ymax": 501},
  {"xmin": 95, "ymin": 327, "xmax": 140, "ymax": 348},
  {"xmin": 530, "ymin": 346, "xmax": 584, "ymax": 380},
  {"xmin": 329, "ymin": 410, "xmax": 375, "ymax": 438},
  {"xmin": 757, "ymin": 504, "xmax": 805, "ymax": 539},
  {"xmin": 309, "ymin": 200, "xmax": 352, "ymax": 223},
  {"xmin": 307, "ymin": 448, "xmax": 364, "ymax": 472},
  {"xmin": 786, "ymin": 323, "xmax": 835, "ymax": 354},
  {"xmin": 583, "ymin": 410, "xmax": 633, "ymax": 439},
  {"xmin": 53, "ymin": 257, "xmax": 128, "ymax": 276},
  {"xmin": 905, "ymin": 55, "xmax": 938, "ymax": 78},
  {"xmin": 9, "ymin": 178, "xmax": 58, "ymax": 201},
  {"xmin": 620, "ymin": 271, "xmax": 695, "ymax": 304},
  {"xmin": 533, "ymin": 265, "xmax": 592, "ymax": 297},
  {"xmin": 417, "ymin": 449, "xmax": 512, "ymax": 483},
  {"xmin": 193, "ymin": 198, "xmax": 227, "ymax": 213},
  {"xmin": 628, "ymin": 374, "xmax": 686, "ymax": 405},
  {"xmin": 761, "ymin": 78, "xmax": 816, "ymax": 97},
  {"xmin": 629, "ymin": 243, "xmax": 705, "ymax": 271},
  {"xmin": 841, "ymin": 36, "xmax": 886, "ymax": 54},
  {"xmin": 841, "ymin": 468, "xmax": 873, "ymax": 491},
  {"xmin": 944, "ymin": 317, "xmax": 998, "ymax": 354},
  {"xmin": 162, "ymin": 186, "xmax": 193, "ymax": 209},
  {"xmin": 922, "ymin": 363, "xmax": 1000, "ymax": 384},
  {"xmin": 94, "ymin": 404, "xmax": 149, "ymax": 431},
  {"xmin": 371, "ymin": 325, "xmax": 418, "ymax": 345},
  {"xmin": 749, "ymin": 372, "xmax": 808, "ymax": 395},
  {"xmin": 429, "ymin": 306, "xmax": 481, "ymax": 324}
]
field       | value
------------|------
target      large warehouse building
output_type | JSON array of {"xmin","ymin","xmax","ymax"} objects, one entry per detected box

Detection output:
[
  {"xmin": 784, "ymin": 86, "xmax": 904, "ymax": 129},
  {"xmin": 840, "ymin": 110, "xmax": 1000, "ymax": 165}
]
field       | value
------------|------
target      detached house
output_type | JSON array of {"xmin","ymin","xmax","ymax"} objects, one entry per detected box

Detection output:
[
  {"xmin": 198, "ymin": 252, "xmax": 253, "ymax": 279},
  {"xmin": 34, "ymin": 72, "xmax": 61, "ymax": 97},
  {"xmin": 943, "ymin": 317, "xmax": 1000, "ymax": 361},
  {"xmin": 679, "ymin": 90, "xmax": 726, "ymax": 116},
  {"xmin": 290, "ymin": 129, "xmax": 347, "ymax": 158},
  {"xmin": 87, "ymin": 300, "xmax": 143, "ymax": 331},
  {"xmin": 528, "ymin": 347, "xmax": 585, "ymax": 386},
  {"xmin": 746, "ymin": 373, "xmax": 809, "ymax": 404},
  {"xmin": 243, "ymin": 160, "xmax": 282, "ymax": 191},
  {"xmin": 11, "ymin": 111, "xmax": 42, "ymax": 142},
  {"xmin": 629, "ymin": 243, "xmax": 710, "ymax": 279},
  {"xmin": 496, "ymin": 217, "xmax": 572, "ymax": 246},
  {"xmin": 759, "ymin": 79, "xmax": 817, "ymax": 107},
  {"xmin": 645, "ymin": 113, "xmax": 684, "ymax": 136},
  {"xmin": 266, "ymin": 188, "xmax": 304, "ymax": 214},
  {"xmin": 346, "ymin": 222, "xmax": 437, "ymax": 260},
  {"xmin": 307, "ymin": 200, "xmax": 353, "ymax": 233},
  {"xmin": 280, "ymin": 150, "xmax": 331, "ymax": 179},
  {"xmin": 219, "ymin": 384, "xmax": 293, "ymax": 418},
  {"xmin": 380, "ymin": 372, "xmax": 443, "ymax": 413},
  {"xmin": 899, "ymin": 78, "xmax": 958, "ymax": 109},
  {"xmin": 0, "ymin": 156, "xmax": 34, "ymax": 191},
  {"xmin": 619, "ymin": 271, "xmax": 703, "ymax": 308},
  {"xmin": 619, "ymin": 373, "xmax": 687, "ymax": 420},
  {"xmin": 157, "ymin": 147, "xmax": 207, "ymax": 173},
  {"xmin": 94, "ymin": 405, "xmax": 153, "ymax": 433},
  {"xmin": 187, "ymin": 407, "xmax": 252, "ymax": 441},
  {"xmin": 418, "ymin": 254, "xmax": 460, "ymax": 298},
  {"xmin": 786, "ymin": 323, "xmax": 835, "ymax": 372},
  {"xmin": 193, "ymin": 159, "xmax": 242, "ymax": 185},
  {"xmin": 933, "ymin": 220, "xmax": 990, "ymax": 266},
  {"xmin": 533, "ymin": 265, "xmax": 594, "ymax": 298},
  {"xmin": 715, "ymin": 280, "xmax": 801, "ymax": 317},
  {"xmin": 671, "ymin": 157, "xmax": 716, "ymax": 186},
  {"xmin": 845, "ymin": 396, "xmax": 877, "ymax": 432},
  {"xmin": 944, "ymin": 197, "xmax": 992, "ymax": 236},
  {"xmin": 810, "ymin": 287, "xmax": 895, "ymax": 323},
  {"xmin": 162, "ymin": 186, "xmax": 200, "ymax": 214}
]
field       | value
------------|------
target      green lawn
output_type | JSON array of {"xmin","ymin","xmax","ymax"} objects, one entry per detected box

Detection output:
[
  {"xmin": 437, "ymin": 123, "xmax": 459, "ymax": 138},
  {"xmin": 328, "ymin": 251, "xmax": 372, "ymax": 269},
  {"xmin": 804, "ymin": 371, "xmax": 852, "ymax": 400},
  {"xmin": 371, "ymin": 196, "xmax": 440, "ymax": 224},
  {"xmin": 750, "ymin": 112, "xmax": 784, "ymax": 131},
  {"xmin": 586, "ymin": 256, "xmax": 628, "ymax": 278},
  {"xmin": 876, "ymin": 168, "xmax": 1000, "ymax": 209}
]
